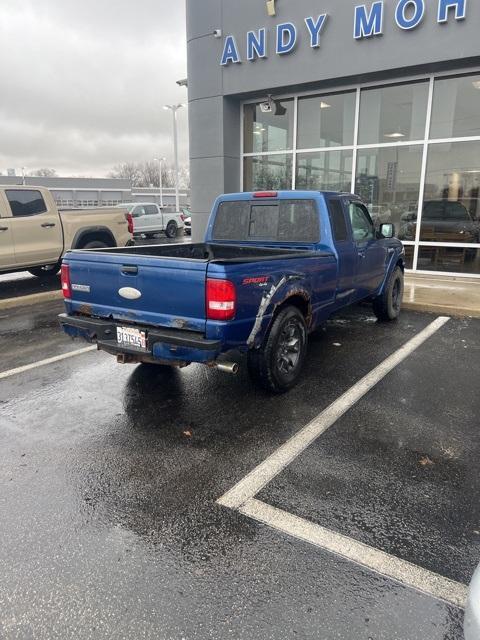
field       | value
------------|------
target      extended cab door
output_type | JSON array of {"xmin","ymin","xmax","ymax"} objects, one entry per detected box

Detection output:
[
  {"xmin": 346, "ymin": 199, "xmax": 386, "ymax": 297},
  {"xmin": 0, "ymin": 193, "xmax": 15, "ymax": 269},
  {"xmin": 5, "ymin": 189, "xmax": 63, "ymax": 267},
  {"xmin": 326, "ymin": 197, "xmax": 356, "ymax": 305}
]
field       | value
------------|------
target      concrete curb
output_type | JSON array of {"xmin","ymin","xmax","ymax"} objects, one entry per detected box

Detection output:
[
  {"xmin": 0, "ymin": 290, "xmax": 63, "ymax": 311},
  {"xmin": 402, "ymin": 300, "xmax": 480, "ymax": 318}
]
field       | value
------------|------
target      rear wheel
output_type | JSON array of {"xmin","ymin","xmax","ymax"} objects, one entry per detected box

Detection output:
[
  {"xmin": 247, "ymin": 306, "xmax": 308, "ymax": 394},
  {"xmin": 373, "ymin": 266, "xmax": 404, "ymax": 321},
  {"xmin": 165, "ymin": 221, "xmax": 178, "ymax": 239},
  {"xmin": 28, "ymin": 260, "xmax": 62, "ymax": 279},
  {"xmin": 81, "ymin": 240, "xmax": 109, "ymax": 250}
]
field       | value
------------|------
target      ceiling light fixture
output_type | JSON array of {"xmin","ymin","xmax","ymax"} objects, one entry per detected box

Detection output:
[
  {"xmin": 384, "ymin": 132, "xmax": 405, "ymax": 139},
  {"xmin": 319, "ymin": 101, "xmax": 331, "ymax": 109},
  {"xmin": 472, "ymin": 80, "xmax": 480, "ymax": 90}
]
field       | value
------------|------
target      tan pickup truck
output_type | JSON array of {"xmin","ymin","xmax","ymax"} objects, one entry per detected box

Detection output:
[{"xmin": 0, "ymin": 186, "xmax": 134, "ymax": 278}]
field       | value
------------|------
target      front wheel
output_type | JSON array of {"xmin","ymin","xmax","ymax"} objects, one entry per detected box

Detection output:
[
  {"xmin": 165, "ymin": 221, "xmax": 178, "ymax": 239},
  {"xmin": 28, "ymin": 261, "xmax": 62, "ymax": 278},
  {"xmin": 373, "ymin": 266, "xmax": 404, "ymax": 322},
  {"xmin": 247, "ymin": 306, "xmax": 308, "ymax": 394}
]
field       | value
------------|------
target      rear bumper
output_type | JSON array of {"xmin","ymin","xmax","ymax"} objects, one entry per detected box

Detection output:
[{"xmin": 58, "ymin": 313, "xmax": 222, "ymax": 364}]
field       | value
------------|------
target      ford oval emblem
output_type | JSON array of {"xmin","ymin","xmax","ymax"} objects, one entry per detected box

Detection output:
[{"xmin": 118, "ymin": 287, "xmax": 142, "ymax": 300}]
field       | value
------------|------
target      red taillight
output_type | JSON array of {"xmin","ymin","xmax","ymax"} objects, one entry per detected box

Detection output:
[
  {"xmin": 206, "ymin": 279, "xmax": 236, "ymax": 321},
  {"xmin": 253, "ymin": 191, "xmax": 278, "ymax": 198},
  {"xmin": 61, "ymin": 264, "xmax": 71, "ymax": 299},
  {"xmin": 180, "ymin": 213, "xmax": 186, "ymax": 222},
  {"xmin": 126, "ymin": 212, "xmax": 134, "ymax": 234}
]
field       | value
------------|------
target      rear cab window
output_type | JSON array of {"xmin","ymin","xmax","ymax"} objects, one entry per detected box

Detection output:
[
  {"xmin": 6, "ymin": 190, "xmax": 48, "ymax": 217},
  {"xmin": 212, "ymin": 200, "xmax": 320, "ymax": 243}
]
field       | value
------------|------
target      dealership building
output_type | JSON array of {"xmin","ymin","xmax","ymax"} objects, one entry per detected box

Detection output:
[
  {"xmin": 187, "ymin": 0, "xmax": 480, "ymax": 279},
  {"xmin": 0, "ymin": 176, "xmax": 190, "ymax": 211}
]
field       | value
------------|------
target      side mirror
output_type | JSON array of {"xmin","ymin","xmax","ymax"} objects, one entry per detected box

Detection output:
[{"xmin": 379, "ymin": 223, "xmax": 395, "ymax": 238}]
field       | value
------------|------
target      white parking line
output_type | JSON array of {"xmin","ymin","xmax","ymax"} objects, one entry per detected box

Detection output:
[
  {"xmin": 241, "ymin": 499, "xmax": 468, "ymax": 609},
  {"xmin": 217, "ymin": 316, "xmax": 450, "ymax": 510},
  {"xmin": 0, "ymin": 346, "xmax": 97, "ymax": 380}
]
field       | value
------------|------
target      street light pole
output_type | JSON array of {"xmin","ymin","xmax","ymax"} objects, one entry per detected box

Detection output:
[
  {"xmin": 164, "ymin": 104, "xmax": 185, "ymax": 212},
  {"xmin": 154, "ymin": 157, "xmax": 165, "ymax": 208}
]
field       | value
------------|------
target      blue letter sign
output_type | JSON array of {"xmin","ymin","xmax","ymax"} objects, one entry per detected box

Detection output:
[
  {"xmin": 247, "ymin": 29, "xmax": 267, "ymax": 60},
  {"xmin": 276, "ymin": 23, "xmax": 297, "ymax": 55},
  {"xmin": 305, "ymin": 14, "xmax": 328, "ymax": 48},
  {"xmin": 354, "ymin": 2, "xmax": 384, "ymax": 39},
  {"xmin": 221, "ymin": 36, "xmax": 241, "ymax": 66},
  {"xmin": 438, "ymin": 0, "xmax": 467, "ymax": 22},
  {"xmin": 395, "ymin": 0, "xmax": 425, "ymax": 30}
]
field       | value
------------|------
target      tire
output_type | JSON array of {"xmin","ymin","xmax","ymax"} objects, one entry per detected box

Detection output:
[
  {"xmin": 28, "ymin": 260, "xmax": 62, "ymax": 279},
  {"xmin": 81, "ymin": 240, "xmax": 109, "ymax": 250},
  {"xmin": 165, "ymin": 221, "xmax": 178, "ymax": 239},
  {"xmin": 373, "ymin": 266, "xmax": 404, "ymax": 322},
  {"xmin": 247, "ymin": 306, "xmax": 308, "ymax": 394}
]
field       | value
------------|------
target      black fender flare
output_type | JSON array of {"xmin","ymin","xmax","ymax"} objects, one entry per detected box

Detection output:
[
  {"xmin": 71, "ymin": 226, "xmax": 117, "ymax": 249},
  {"xmin": 247, "ymin": 275, "xmax": 312, "ymax": 348}
]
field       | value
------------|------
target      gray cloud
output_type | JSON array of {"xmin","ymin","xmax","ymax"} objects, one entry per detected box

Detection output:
[{"xmin": 0, "ymin": 0, "xmax": 188, "ymax": 176}]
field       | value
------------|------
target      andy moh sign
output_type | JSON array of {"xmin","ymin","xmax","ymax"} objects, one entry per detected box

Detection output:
[{"xmin": 220, "ymin": 0, "xmax": 467, "ymax": 66}]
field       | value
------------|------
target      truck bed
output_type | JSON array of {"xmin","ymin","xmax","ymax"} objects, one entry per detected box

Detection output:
[{"xmin": 73, "ymin": 242, "xmax": 321, "ymax": 263}]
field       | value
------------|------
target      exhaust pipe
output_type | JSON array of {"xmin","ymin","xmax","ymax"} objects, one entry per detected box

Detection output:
[{"xmin": 214, "ymin": 362, "xmax": 239, "ymax": 375}]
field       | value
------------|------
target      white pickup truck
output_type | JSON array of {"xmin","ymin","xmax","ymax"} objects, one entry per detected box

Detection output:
[
  {"xmin": 117, "ymin": 203, "xmax": 185, "ymax": 239},
  {"xmin": 0, "ymin": 186, "xmax": 134, "ymax": 278}
]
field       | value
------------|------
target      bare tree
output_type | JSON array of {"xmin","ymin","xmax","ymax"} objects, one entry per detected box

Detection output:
[
  {"xmin": 108, "ymin": 162, "xmax": 142, "ymax": 186},
  {"xmin": 29, "ymin": 168, "xmax": 57, "ymax": 177},
  {"xmin": 109, "ymin": 161, "xmax": 189, "ymax": 189},
  {"xmin": 178, "ymin": 165, "xmax": 190, "ymax": 190}
]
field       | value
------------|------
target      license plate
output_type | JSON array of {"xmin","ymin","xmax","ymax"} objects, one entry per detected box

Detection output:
[{"xmin": 116, "ymin": 326, "xmax": 147, "ymax": 350}]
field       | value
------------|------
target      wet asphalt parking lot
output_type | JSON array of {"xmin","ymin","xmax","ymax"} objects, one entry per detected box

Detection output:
[{"xmin": 0, "ymin": 266, "xmax": 479, "ymax": 639}]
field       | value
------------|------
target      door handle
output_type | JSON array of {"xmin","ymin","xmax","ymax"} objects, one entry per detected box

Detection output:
[
  {"xmin": 358, "ymin": 250, "xmax": 366, "ymax": 259},
  {"xmin": 41, "ymin": 222, "xmax": 56, "ymax": 228},
  {"xmin": 121, "ymin": 265, "xmax": 138, "ymax": 275},
  {"xmin": 0, "ymin": 226, "xmax": 8, "ymax": 232}
]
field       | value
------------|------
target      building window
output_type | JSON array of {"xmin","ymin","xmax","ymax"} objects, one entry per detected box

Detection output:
[
  {"xmin": 243, "ymin": 155, "xmax": 292, "ymax": 191},
  {"xmin": 420, "ymin": 141, "xmax": 480, "ymax": 244},
  {"xmin": 358, "ymin": 81, "xmax": 429, "ymax": 145},
  {"xmin": 244, "ymin": 99, "xmax": 294, "ymax": 154},
  {"xmin": 355, "ymin": 146, "xmax": 423, "ymax": 232},
  {"xmin": 296, "ymin": 150, "xmax": 353, "ymax": 192},
  {"xmin": 430, "ymin": 74, "xmax": 480, "ymax": 140},
  {"xmin": 297, "ymin": 91, "xmax": 356, "ymax": 149},
  {"xmin": 417, "ymin": 246, "xmax": 480, "ymax": 274},
  {"xmin": 242, "ymin": 72, "xmax": 480, "ymax": 277}
]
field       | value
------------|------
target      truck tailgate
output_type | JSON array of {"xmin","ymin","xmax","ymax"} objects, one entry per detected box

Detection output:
[{"xmin": 64, "ymin": 251, "xmax": 207, "ymax": 332}]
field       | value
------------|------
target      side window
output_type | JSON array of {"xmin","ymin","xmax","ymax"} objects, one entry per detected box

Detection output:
[
  {"xmin": 349, "ymin": 202, "xmax": 374, "ymax": 242},
  {"xmin": 6, "ymin": 190, "xmax": 47, "ymax": 217},
  {"xmin": 134, "ymin": 206, "xmax": 146, "ymax": 217},
  {"xmin": 145, "ymin": 205, "xmax": 158, "ymax": 216},
  {"xmin": 327, "ymin": 199, "xmax": 348, "ymax": 242}
]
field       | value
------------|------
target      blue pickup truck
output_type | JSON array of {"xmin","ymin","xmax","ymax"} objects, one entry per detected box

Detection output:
[{"xmin": 59, "ymin": 191, "xmax": 405, "ymax": 393}]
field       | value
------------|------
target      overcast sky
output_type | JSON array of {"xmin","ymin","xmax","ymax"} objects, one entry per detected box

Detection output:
[{"xmin": 0, "ymin": 0, "xmax": 188, "ymax": 177}]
